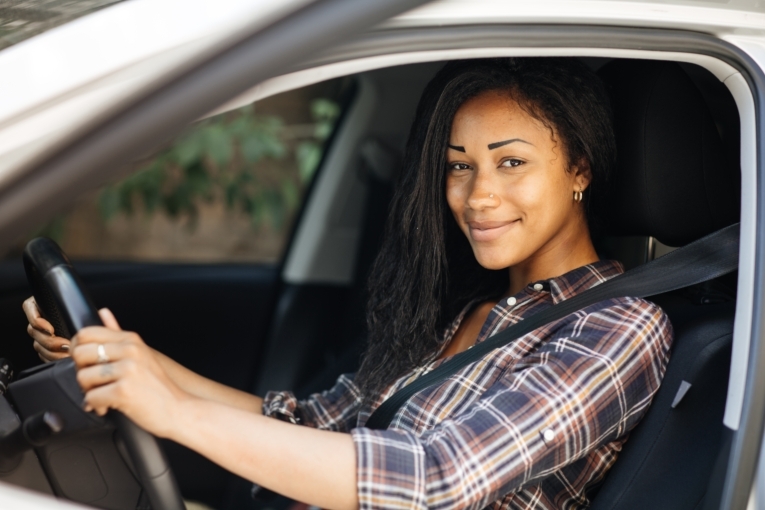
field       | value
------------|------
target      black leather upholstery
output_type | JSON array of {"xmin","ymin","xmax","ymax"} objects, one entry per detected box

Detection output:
[
  {"xmin": 589, "ymin": 299, "xmax": 734, "ymax": 510},
  {"xmin": 590, "ymin": 61, "xmax": 740, "ymax": 509},
  {"xmin": 597, "ymin": 60, "xmax": 740, "ymax": 246}
]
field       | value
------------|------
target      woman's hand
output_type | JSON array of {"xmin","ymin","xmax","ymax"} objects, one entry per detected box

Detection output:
[
  {"xmin": 24, "ymin": 294, "xmax": 263, "ymax": 415},
  {"xmin": 71, "ymin": 308, "xmax": 189, "ymax": 437},
  {"xmin": 23, "ymin": 296, "xmax": 71, "ymax": 362}
]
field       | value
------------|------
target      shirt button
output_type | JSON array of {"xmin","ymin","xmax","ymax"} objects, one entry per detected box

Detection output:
[
  {"xmin": 506, "ymin": 297, "xmax": 517, "ymax": 306},
  {"xmin": 543, "ymin": 429, "xmax": 555, "ymax": 442},
  {"xmin": 533, "ymin": 283, "xmax": 544, "ymax": 291}
]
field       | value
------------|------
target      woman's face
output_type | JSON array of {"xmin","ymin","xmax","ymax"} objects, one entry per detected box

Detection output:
[{"xmin": 445, "ymin": 90, "xmax": 591, "ymax": 271}]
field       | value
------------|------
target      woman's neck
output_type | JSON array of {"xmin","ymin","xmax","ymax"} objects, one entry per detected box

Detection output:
[{"xmin": 507, "ymin": 224, "xmax": 599, "ymax": 296}]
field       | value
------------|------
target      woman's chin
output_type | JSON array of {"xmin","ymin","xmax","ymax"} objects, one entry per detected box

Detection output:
[{"xmin": 473, "ymin": 250, "xmax": 518, "ymax": 271}]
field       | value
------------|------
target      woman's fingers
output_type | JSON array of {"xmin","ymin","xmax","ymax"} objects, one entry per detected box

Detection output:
[
  {"xmin": 81, "ymin": 383, "xmax": 116, "ymax": 416},
  {"xmin": 76, "ymin": 359, "xmax": 127, "ymax": 392},
  {"xmin": 22, "ymin": 296, "xmax": 40, "ymax": 322},
  {"xmin": 98, "ymin": 308, "xmax": 122, "ymax": 331},
  {"xmin": 29, "ymin": 323, "xmax": 70, "ymax": 363},
  {"xmin": 72, "ymin": 326, "xmax": 132, "ymax": 350},
  {"xmin": 28, "ymin": 324, "xmax": 70, "ymax": 352},
  {"xmin": 24, "ymin": 295, "xmax": 66, "ymax": 363},
  {"xmin": 33, "ymin": 340, "xmax": 70, "ymax": 362},
  {"xmin": 71, "ymin": 341, "xmax": 137, "ymax": 369},
  {"xmin": 80, "ymin": 358, "xmax": 183, "ymax": 435},
  {"xmin": 23, "ymin": 296, "xmax": 55, "ymax": 335},
  {"xmin": 33, "ymin": 317, "xmax": 54, "ymax": 335},
  {"xmin": 76, "ymin": 350, "xmax": 139, "ymax": 413},
  {"xmin": 68, "ymin": 316, "xmax": 183, "ymax": 435}
]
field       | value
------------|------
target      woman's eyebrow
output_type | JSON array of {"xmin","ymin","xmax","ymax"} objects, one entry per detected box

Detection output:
[
  {"xmin": 448, "ymin": 144, "xmax": 465, "ymax": 153},
  {"xmin": 488, "ymin": 138, "xmax": 533, "ymax": 150}
]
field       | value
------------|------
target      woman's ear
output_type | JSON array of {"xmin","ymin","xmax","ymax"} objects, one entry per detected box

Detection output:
[{"xmin": 572, "ymin": 158, "xmax": 592, "ymax": 191}]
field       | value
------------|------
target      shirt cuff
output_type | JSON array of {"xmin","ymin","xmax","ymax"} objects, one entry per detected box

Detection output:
[
  {"xmin": 262, "ymin": 390, "xmax": 303, "ymax": 425},
  {"xmin": 352, "ymin": 427, "xmax": 428, "ymax": 510}
]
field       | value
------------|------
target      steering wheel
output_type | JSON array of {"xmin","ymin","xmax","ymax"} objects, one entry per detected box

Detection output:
[{"xmin": 22, "ymin": 237, "xmax": 185, "ymax": 510}]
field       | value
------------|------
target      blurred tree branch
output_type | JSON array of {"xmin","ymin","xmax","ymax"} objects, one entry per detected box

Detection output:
[{"xmin": 97, "ymin": 98, "xmax": 340, "ymax": 231}]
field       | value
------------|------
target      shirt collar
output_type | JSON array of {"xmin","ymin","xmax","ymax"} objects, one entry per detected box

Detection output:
[{"xmin": 531, "ymin": 259, "xmax": 624, "ymax": 305}]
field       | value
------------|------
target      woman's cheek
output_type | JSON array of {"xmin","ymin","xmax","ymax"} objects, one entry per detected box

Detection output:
[
  {"xmin": 445, "ymin": 177, "xmax": 469, "ymax": 230},
  {"xmin": 445, "ymin": 174, "xmax": 467, "ymax": 205}
]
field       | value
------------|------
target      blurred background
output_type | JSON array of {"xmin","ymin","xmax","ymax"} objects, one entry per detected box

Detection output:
[
  {"xmin": 3, "ymin": 0, "xmax": 352, "ymax": 264},
  {"xmin": 4, "ymin": 78, "xmax": 351, "ymax": 263}
]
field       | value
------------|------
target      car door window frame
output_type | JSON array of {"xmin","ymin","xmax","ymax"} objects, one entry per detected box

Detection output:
[{"xmin": 256, "ymin": 27, "xmax": 764, "ymax": 509}]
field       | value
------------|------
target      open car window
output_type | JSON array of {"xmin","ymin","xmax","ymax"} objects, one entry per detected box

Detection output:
[{"xmin": 6, "ymin": 77, "xmax": 352, "ymax": 263}]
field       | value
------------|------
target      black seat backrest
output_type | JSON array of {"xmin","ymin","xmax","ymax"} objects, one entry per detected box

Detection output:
[
  {"xmin": 589, "ymin": 296, "xmax": 733, "ymax": 510},
  {"xmin": 590, "ymin": 60, "xmax": 740, "ymax": 509},
  {"xmin": 596, "ymin": 60, "xmax": 739, "ymax": 246}
]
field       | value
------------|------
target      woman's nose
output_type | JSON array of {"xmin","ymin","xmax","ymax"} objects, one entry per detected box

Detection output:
[{"xmin": 466, "ymin": 172, "xmax": 500, "ymax": 210}]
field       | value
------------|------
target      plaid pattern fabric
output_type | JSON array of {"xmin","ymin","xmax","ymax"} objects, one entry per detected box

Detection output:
[{"xmin": 263, "ymin": 260, "xmax": 673, "ymax": 509}]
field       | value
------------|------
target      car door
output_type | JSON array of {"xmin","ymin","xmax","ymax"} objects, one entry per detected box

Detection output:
[
  {"xmin": 0, "ymin": 0, "xmax": 429, "ymax": 508},
  {"xmin": 0, "ymin": 77, "xmax": 353, "ymax": 507}
]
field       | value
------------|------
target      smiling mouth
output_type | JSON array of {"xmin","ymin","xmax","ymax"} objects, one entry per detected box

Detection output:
[{"xmin": 467, "ymin": 219, "xmax": 520, "ymax": 242}]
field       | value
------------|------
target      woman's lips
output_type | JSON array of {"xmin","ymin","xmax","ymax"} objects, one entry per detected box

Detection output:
[{"xmin": 467, "ymin": 219, "xmax": 520, "ymax": 242}]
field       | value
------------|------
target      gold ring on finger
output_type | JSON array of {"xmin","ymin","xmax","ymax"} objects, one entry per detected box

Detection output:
[{"xmin": 96, "ymin": 344, "xmax": 110, "ymax": 364}]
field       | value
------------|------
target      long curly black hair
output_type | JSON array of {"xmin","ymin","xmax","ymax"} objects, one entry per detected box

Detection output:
[{"xmin": 355, "ymin": 58, "xmax": 616, "ymax": 403}]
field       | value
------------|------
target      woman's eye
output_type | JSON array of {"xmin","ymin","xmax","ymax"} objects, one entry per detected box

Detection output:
[
  {"xmin": 501, "ymin": 158, "xmax": 524, "ymax": 168},
  {"xmin": 448, "ymin": 163, "xmax": 471, "ymax": 171}
]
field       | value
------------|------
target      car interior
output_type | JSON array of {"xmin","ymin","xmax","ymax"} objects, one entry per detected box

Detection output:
[{"xmin": 0, "ymin": 55, "xmax": 743, "ymax": 510}]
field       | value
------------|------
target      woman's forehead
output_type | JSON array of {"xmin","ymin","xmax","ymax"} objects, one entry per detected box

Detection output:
[{"xmin": 450, "ymin": 92, "xmax": 551, "ymax": 147}]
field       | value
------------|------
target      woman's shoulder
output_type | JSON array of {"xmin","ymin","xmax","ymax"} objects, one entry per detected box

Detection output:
[
  {"xmin": 582, "ymin": 294, "xmax": 668, "ymax": 317},
  {"xmin": 560, "ymin": 259, "xmax": 672, "ymax": 334},
  {"xmin": 569, "ymin": 295, "xmax": 674, "ymax": 350},
  {"xmin": 578, "ymin": 293, "xmax": 671, "ymax": 326},
  {"xmin": 516, "ymin": 297, "xmax": 674, "ymax": 382}
]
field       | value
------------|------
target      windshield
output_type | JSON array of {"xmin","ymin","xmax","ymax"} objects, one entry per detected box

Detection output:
[{"xmin": 0, "ymin": 0, "xmax": 123, "ymax": 51}]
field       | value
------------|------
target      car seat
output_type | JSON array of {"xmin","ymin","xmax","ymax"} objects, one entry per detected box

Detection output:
[{"xmin": 589, "ymin": 60, "xmax": 740, "ymax": 509}]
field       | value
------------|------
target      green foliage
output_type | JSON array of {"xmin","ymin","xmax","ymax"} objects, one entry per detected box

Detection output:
[
  {"xmin": 31, "ymin": 216, "xmax": 66, "ymax": 244},
  {"xmin": 296, "ymin": 98, "xmax": 341, "ymax": 183},
  {"xmin": 99, "ymin": 98, "xmax": 340, "ymax": 230}
]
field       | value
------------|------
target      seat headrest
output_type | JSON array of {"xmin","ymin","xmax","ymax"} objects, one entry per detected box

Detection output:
[{"xmin": 596, "ymin": 60, "xmax": 740, "ymax": 246}]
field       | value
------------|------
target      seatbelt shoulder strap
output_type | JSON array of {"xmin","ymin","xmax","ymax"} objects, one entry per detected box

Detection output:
[{"xmin": 364, "ymin": 223, "xmax": 740, "ymax": 430}]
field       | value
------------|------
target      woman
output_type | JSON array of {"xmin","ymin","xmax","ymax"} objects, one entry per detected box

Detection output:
[{"xmin": 24, "ymin": 58, "xmax": 672, "ymax": 509}]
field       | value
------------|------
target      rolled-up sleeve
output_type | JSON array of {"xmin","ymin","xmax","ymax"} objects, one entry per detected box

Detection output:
[
  {"xmin": 352, "ymin": 300, "xmax": 673, "ymax": 510},
  {"xmin": 263, "ymin": 373, "xmax": 363, "ymax": 432}
]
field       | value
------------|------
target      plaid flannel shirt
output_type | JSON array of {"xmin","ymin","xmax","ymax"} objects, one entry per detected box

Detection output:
[{"xmin": 263, "ymin": 260, "xmax": 673, "ymax": 509}]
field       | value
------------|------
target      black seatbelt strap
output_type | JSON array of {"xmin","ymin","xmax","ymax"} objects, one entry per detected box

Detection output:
[{"xmin": 365, "ymin": 223, "xmax": 740, "ymax": 430}]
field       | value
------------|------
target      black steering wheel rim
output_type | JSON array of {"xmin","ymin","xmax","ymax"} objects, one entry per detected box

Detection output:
[{"xmin": 23, "ymin": 237, "xmax": 185, "ymax": 510}]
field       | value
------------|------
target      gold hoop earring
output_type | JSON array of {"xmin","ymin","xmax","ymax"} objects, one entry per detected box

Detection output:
[{"xmin": 574, "ymin": 190, "xmax": 583, "ymax": 203}]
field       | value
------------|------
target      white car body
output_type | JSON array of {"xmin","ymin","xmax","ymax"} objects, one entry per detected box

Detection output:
[{"xmin": 0, "ymin": 0, "xmax": 764, "ymax": 508}]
